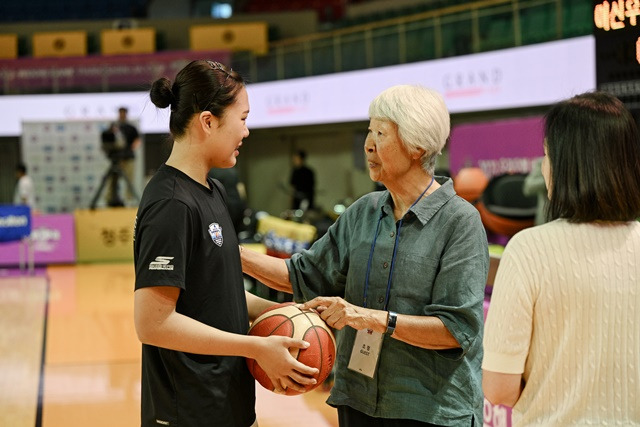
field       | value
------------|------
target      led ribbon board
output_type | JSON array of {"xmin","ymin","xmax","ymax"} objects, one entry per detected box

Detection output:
[{"xmin": 594, "ymin": 0, "xmax": 640, "ymax": 112}]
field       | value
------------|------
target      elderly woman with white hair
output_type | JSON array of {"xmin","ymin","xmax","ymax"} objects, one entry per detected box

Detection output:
[{"xmin": 241, "ymin": 85, "xmax": 489, "ymax": 426}]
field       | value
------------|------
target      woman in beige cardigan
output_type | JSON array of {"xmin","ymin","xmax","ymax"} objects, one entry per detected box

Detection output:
[{"xmin": 483, "ymin": 91, "xmax": 640, "ymax": 426}]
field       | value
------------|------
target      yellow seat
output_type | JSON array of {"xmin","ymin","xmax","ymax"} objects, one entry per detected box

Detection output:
[
  {"xmin": 0, "ymin": 34, "xmax": 18, "ymax": 59},
  {"xmin": 32, "ymin": 31, "xmax": 87, "ymax": 58},
  {"xmin": 256, "ymin": 215, "xmax": 316, "ymax": 258},
  {"xmin": 101, "ymin": 28, "xmax": 156, "ymax": 56},
  {"xmin": 190, "ymin": 22, "xmax": 268, "ymax": 55}
]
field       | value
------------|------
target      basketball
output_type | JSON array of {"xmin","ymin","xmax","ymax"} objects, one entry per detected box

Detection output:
[
  {"xmin": 453, "ymin": 167, "xmax": 489, "ymax": 203},
  {"xmin": 246, "ymin": 302, "xmax": 336, "ymax": 395}
]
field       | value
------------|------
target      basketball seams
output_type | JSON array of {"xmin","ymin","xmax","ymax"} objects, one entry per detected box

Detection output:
[
  {"xmin": 298, "ymin": 308, "xmax": 325, "ymax": 369},
  {"xmin": 302, "ymin": 326, "xmax": 333, "ymax": 380},
  {"xmin": 293, "ymin": 307, "xmax": 336, "ymax": 384},
  {"xmin": 251, "ymin": 314, "xmax": 295, "ymax": 337},
  {"xmin": 297, "ymin": 307, "xmax": 335, "ymax": 387},
  {"xmin": 246, "ymin": 302, "xmax": 336, "ymax": 395}
]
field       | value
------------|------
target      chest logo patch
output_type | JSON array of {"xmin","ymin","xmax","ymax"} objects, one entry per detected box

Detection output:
[{"xmin": 208, "ymin": 222, "xmax": 223, "ymax": 247}]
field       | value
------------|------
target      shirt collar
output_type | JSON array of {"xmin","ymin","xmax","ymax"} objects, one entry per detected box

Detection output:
[
  {"xmin": 162, "ymin": 163, "xmax": 215, "ymax": 195},
  {"xmin": 378, "ymin": 176, "xmax": 457, "ymax": 225}
]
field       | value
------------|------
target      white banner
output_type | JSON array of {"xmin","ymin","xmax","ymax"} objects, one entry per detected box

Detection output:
[
  {"xmin": 0, "ymin": 36, "xmax": 595, "ymax": 136},
  {"xmin": 246, "ymin": 36, "xmax": 596, "ymax": 128}
]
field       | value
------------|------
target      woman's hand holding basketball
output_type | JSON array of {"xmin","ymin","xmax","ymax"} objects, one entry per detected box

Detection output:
[
  {"xmin": 254, "ymin": 336, "xmax": 318, "ymax": 394},
  {"xmin": 302, "ymin": 296, "xmax": 384, "ymax": 332},
  {"xmin": 247, "ymin": 302, "xmax": 336, "ymax": 395}
]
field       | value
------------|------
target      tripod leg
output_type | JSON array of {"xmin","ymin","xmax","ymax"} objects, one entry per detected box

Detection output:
[
  {"xmin": 120, "ymin": 169, "xmax": 140, "ymax": 204},
  {"xmin": 109, "ymin": 163, "xmax": 139, "ymax": 206},
  {"xmin": 90, "ymin": 165, "xmax": 115, "ymax": 209}
]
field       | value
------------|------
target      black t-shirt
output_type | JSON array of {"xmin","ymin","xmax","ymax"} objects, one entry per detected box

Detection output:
[{"xmin": 134, "ymin": 164, "xmax": 255, "ymax": 427}]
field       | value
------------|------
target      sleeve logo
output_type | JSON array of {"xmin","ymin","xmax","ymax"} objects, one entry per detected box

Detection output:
[{"xmin": 149, "ymin": 256, "xmax": 175, "ymax": 270}]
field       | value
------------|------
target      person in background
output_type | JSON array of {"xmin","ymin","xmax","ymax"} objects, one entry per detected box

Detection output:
[
  {"xmin": 241, "ymin": 84, "xmax": 489, "ymax": 426},
  {"xmin": 105, "ymin": 107, "xmax": 140, "ymax": 205},
  {"xmin": 116, "ymin": 107, "xmax": 140, "ymax": 188},
  {"xmin": 208, "ymin": 165, "xmax": 247, "ymax": 233},
  {"xmin": 133, "ymin": 60, "xmax": 317, "ymax": 427},
  {"xmin": 289, "ymin": 149, "xmax": 315, "ymax": 210},
  {"xmin": 14, "ymin": 163, "xmax": 36, "ymax": 211},
  {"xmin": 483, "ymin": 91, "xmax": 640, "ymax": 426}
]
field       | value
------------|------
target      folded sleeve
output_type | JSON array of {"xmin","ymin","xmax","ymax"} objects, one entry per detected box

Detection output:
[{"xmin": 423, "ymin": 208, "xmax": 489, "ymax": 358}]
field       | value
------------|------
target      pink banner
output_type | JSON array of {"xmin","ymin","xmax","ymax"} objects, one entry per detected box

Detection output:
[
  {"xmin": 449, "ymin": 117, "xmax": 545, "ymax": 178},
  {"xmin": 483, "ymin": 399, "xmax": 512, "ymax": 427},
  {"xmin": 0, "ymin": 213, "xmax": 76, "ymax": 265},
  {"xmin": 0, "ymin": 50, "xmax": 230, "ymax": 92}
]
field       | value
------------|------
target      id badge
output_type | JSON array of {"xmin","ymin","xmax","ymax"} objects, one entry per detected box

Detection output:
[{"xmin": 348, "ymin": 328, "xmax": 384, "ymax": 378}]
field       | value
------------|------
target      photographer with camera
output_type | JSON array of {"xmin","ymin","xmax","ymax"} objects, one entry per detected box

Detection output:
[
  {"xmin": 103, "ymin": 107, "xmax": 140, "ymax": 207},
  {"xmin": 92, "ymin": 107, "xmax": 141, "ymax": 208}
]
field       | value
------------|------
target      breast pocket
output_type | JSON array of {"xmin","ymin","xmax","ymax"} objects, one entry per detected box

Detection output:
[{"xmin": 391, "ymin": 253, "xmax": 440, "ymax": 315}]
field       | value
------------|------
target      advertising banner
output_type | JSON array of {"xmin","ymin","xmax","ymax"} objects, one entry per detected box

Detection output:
[
  {"xmin": 0, "ymin": 204, "xmax": 31, "ymax": 243},
  {"xmin": 449, "ymin": 116, "xmax": 545, "ymax": 178},
  {"xmin": 483, "ymin": 400, "xmax": 512, "ymax": 427},
  {"xmin": 0, "ymin": 213, "xmax": 75, "ymax": 266},
  {"xmin": 0, "ymin": 37, "xmax": 594, "ymax": 137},
  {"xmin": 75, "ymin": 208, "xmax": 136, "ymax": 263},
  {"xmin": 0, "ymin": 49, "xmax": 230, "ymax": 93}
]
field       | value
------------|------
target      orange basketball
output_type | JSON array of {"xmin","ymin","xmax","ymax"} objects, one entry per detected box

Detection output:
[
  {"xmin": 246, "ymin": 302, "xmax": 336, "ymax": 395},
  {"xmin": 454, "ymin": 167, "xmax": 489, "ymax": 203}
]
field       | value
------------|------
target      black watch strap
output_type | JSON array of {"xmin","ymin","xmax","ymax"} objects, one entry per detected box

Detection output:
[{"xmin": 386, "ymin": 311, "xmax": 397, "ymax": 335}]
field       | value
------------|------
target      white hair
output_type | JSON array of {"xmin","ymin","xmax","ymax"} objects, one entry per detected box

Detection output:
[{"xmin": 368, "ymin": 85, "xmax": 450, "ymax": 174}]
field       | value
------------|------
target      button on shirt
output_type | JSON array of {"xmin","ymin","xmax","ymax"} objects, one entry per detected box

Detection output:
[{"xmin": 286, "ymin": 177, "xmax": 489, "ymax": 426}]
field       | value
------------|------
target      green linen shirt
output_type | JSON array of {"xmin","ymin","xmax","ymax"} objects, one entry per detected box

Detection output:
[{"xmin": 286, "ymin": 177, "xmax": 489, "ymax": 426}]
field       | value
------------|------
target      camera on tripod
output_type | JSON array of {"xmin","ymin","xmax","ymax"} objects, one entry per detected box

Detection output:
[
  {"xmin": 101, "ymin": 123, "xmax": 127, "ymax": 162},
  {"xmin": 90, "ymin": 123, "xmax": 138, "ymax": 209}
]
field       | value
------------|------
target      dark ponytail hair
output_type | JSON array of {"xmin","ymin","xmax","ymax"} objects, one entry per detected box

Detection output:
[
  {"xmin": 150, "ymin": 60, "xmax": 245, "ymax": 138},
  {"xmin": 544, "ymin": 91, "xmax": 640, "ymax": 222}
]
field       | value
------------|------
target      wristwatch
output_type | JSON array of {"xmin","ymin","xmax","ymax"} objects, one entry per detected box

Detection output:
[{"xmin": 386, "ymin": 311, "xmax": 397, "ymax": 335}]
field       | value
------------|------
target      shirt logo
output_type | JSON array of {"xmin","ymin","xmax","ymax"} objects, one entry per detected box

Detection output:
[
  {"xmin": 208, "ymin": 222, "xmax": 223, "ymax": 247},
  {"xmin": 149, "ymin": 256, "xmax": 175, "ymax": 271}
]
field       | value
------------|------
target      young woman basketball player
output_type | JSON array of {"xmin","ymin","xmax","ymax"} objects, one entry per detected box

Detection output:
[{"xmin": 133, "ymin": 60, "xmax": 317, "ymax": 427}]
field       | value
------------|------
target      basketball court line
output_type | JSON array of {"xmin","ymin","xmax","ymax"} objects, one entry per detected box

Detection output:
[
  {"xmin": 35, "ymin": 276, "xmax": 49, "ymax": 427},
  {"xmin": 41, "ymin": 264, "xmax": 141, "ymax": 427},
  {"xmin": 0, "ymin": 264, "xmax": 338, "ymax": 426},
  {"xmin": 0, "ymin": 273, "xmax": 49, "ymax": 427}
]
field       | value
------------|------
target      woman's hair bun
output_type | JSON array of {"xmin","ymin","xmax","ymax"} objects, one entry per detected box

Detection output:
[{"xmin": 150, "ymin": 77, "xmax": 174, "ymax": 109}]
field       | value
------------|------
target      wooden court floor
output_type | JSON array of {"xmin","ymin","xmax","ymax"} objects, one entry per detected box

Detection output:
[{"xmin": 0, "ymin": 263, "xmax": 338, "ymax": 427}]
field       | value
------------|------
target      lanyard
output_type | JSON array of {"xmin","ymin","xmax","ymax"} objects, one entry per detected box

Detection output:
[{"xmin": 363, "ymin": 176, "xmax": 435, "ymax": 309}]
